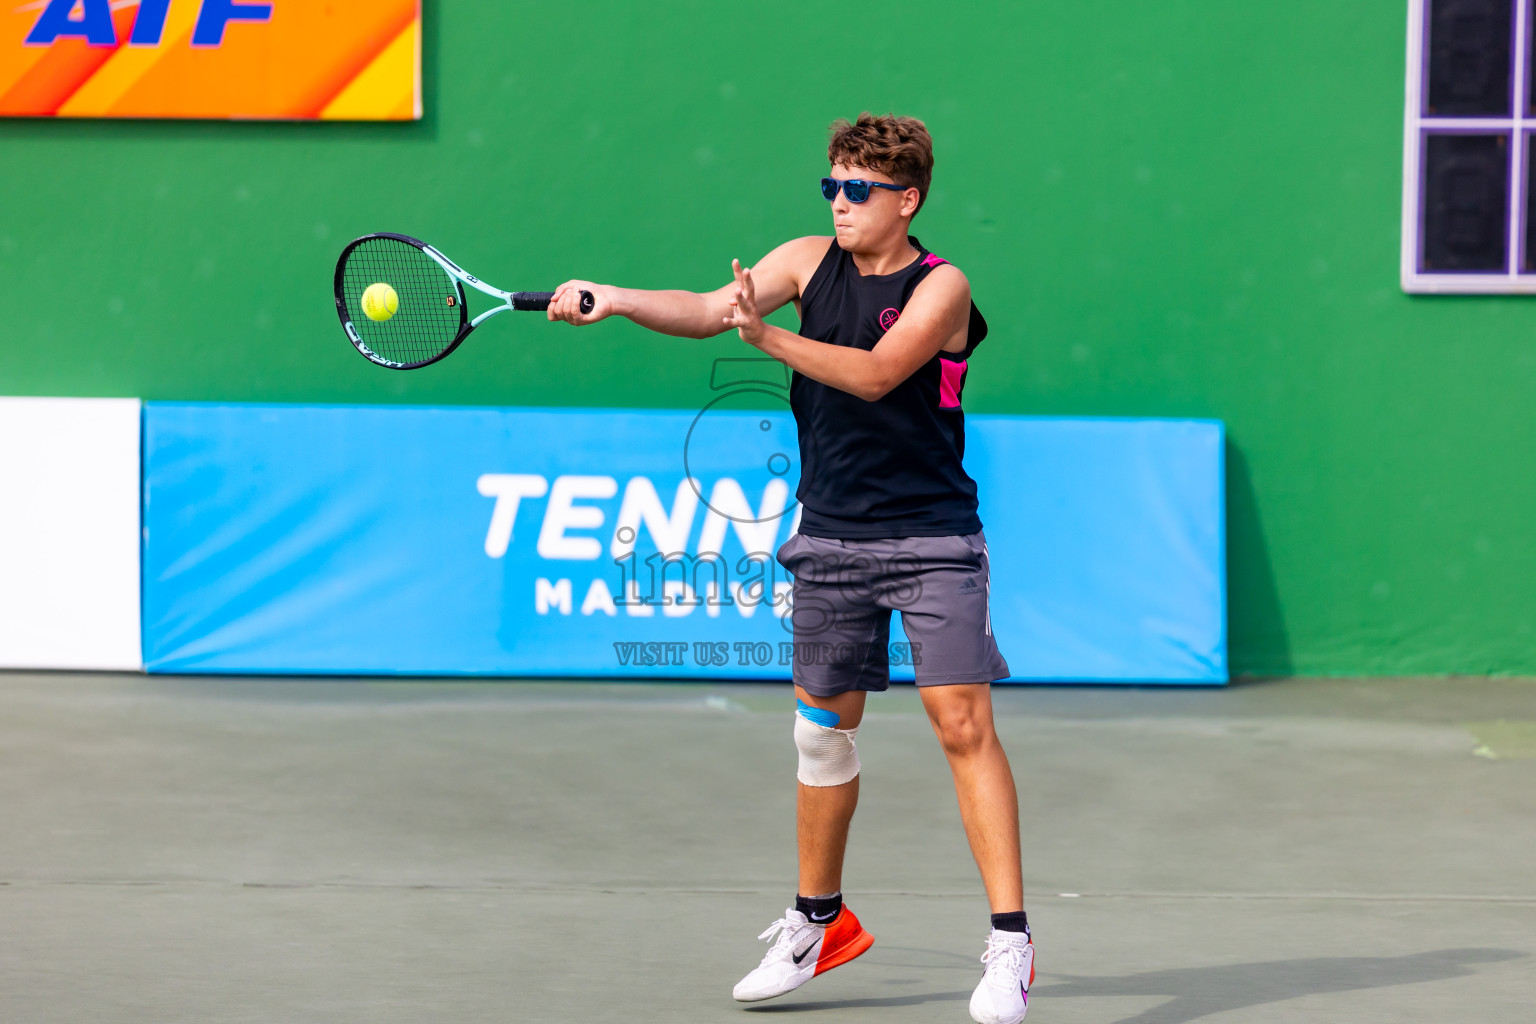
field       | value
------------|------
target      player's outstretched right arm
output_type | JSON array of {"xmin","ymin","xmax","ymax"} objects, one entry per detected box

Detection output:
[
  {"xmin": 545, "ymin": 236, "xmax": 829, "ymax": 340},
  {"xmin": 545, "ymin": 282, "xmax": 730, "ymax": 339}
]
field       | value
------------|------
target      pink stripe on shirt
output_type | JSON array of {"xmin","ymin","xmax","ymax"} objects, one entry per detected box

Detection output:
[{"xmin": 939, "ymin": 359, "xmax": 966, "ymax": 408}]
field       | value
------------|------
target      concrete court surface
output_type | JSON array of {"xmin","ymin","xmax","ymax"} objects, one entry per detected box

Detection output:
[{"xmin": 2, "ymin": 673, "xmax": 1533, "ymax": 1024}]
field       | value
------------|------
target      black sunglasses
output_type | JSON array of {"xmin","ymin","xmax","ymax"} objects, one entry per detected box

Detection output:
[{"xmin": 821, "ymin": 177, "xmax": 907, "ymax": 203}]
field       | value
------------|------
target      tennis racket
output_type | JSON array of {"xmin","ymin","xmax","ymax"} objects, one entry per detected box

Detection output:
[{"xmin": 333, "ymin": 232, "xmax": 593, "ymax": 370}]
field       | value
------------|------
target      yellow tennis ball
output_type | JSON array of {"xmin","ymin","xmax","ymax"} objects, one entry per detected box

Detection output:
[{"xmin": 361, "ymin": 282, "xmax": 399, "ymax": 322}]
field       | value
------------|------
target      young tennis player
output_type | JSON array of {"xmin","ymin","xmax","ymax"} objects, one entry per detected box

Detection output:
[{"xmin": 546, "ymin": 113, "xmax": 1031, "ymax": 1024}]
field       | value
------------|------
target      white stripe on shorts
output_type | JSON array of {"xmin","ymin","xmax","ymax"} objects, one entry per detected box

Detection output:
[{"xmin": 983, "ymin": 541, "xmax": 992, "ymax": 637}]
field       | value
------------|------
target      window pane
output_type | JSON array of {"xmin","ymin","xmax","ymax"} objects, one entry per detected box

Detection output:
[
  {"xmin": 1525, "ymin": 135, "xmax": 1536, "ymax": 270},
  {"xmin": 1529, "ymin": 4, "xmax": 1536, "ymax": 115},
  {"xmin": 1422, "ymin": 133, "xmax": 1509, "ymax": 271},
  {"xmin": 1425, "ymin": 0, "xmax": 1514, "ymax": 116}
]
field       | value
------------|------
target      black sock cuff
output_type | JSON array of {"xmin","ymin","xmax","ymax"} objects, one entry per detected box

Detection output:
[
  {"xmin": 991, "ymin": 910, "xmax": 1030, "ymax": 935},
  {"xmin": 796, "ymin": 891, "xmax": 844, "ymax": 922}
]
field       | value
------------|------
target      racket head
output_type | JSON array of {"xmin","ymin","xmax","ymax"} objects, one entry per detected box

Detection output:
[{"xmin": 334, "ymin": 233, "xmax": 470, "ymax": 369}]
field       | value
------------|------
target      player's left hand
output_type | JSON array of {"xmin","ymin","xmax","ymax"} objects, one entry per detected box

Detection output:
[{"xmin": 725, "ymin": 259, "xmax": 766, "ymax": 346}]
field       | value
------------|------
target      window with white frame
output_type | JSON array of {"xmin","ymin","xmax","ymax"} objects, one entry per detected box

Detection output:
[{"xmin": 1403, "ymin": 0, "xmax": 1536, "ymax": 292}]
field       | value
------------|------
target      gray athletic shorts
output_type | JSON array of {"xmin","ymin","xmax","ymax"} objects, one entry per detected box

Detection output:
[{"xmin": 774, "ymin": 530, "xmax": 1011, "ymax": 696}]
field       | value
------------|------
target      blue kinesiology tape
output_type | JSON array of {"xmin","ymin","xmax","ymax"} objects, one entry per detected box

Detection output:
[{"xmin": 796, "ymin": 698, "xmax": 840, "ymax": 729}]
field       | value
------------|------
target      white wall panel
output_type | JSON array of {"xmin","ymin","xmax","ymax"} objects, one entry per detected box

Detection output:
[{"xmin": 0, "ymin": 398, "xmax": 142, "ymax": 670}]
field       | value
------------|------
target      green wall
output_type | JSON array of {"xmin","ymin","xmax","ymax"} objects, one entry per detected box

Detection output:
[{"xmin": 3, "ymin": 1, "xmax": 1533, "ymax": 676}]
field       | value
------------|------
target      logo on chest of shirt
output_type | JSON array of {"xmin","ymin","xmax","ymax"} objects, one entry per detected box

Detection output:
[{"xmin": 878, "ymin": 308, "xmax": 901, "ymax": 332}]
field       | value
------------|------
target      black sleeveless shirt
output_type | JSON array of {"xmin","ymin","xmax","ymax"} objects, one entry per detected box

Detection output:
[{"xmin": 792, "ymin": 236, "xmax": 988, "ymax": 539}]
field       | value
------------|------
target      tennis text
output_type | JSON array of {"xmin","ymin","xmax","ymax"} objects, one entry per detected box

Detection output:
[{"xmin": 481, "ymin": 472, "xmax": 797, "ymax": 622}]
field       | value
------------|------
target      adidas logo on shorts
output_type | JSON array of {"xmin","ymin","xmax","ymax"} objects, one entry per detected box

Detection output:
[{"xmin": 957, "ymin": 576, "xmax": 982, "ymax": 595}]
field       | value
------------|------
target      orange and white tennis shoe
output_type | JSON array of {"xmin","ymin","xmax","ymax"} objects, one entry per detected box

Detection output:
[{"xmin": 731, "ymin": 906, "xmax": 875, "ymax": 1001}]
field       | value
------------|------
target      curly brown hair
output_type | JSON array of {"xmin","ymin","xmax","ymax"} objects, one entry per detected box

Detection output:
[{"xmin": 827, "ymin": 113, "xmax": 934, "ymax": 214}]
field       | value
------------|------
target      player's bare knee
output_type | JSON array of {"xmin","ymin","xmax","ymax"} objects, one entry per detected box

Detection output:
[
  {"xmin": 934, "ymin": 714, "xmax": 989, "ymax": 758},
  {"xmin": 794, "ymin": 699, "xmax": 860, "ymax": 786}
]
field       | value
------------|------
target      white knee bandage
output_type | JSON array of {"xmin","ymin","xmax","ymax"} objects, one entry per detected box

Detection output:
[{"xmin": 794, "ymin": 711, "xmax": 861, "ymax": 787}]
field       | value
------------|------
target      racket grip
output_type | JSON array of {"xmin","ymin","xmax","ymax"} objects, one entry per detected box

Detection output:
[{"xmin": 513, "ymin": 290, "xmax": 595, "ymax": 314}]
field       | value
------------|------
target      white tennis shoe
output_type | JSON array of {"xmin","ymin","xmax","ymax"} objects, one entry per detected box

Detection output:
[
  {"xmin": 732, "ymin": 906, "xmax": 874, "ymax": 1002},
  {"xmin": 969, "ymin": 928, "xmax": 1034, "ymax": 1024}
]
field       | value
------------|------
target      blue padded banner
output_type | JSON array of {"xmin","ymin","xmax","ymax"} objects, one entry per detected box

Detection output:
[{"xmin": 142, "ymin": 403, "xmax": 1225, "ymax": 683}]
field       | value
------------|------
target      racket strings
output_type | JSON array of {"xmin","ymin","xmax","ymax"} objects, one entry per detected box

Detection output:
[{"xmin": 340, "ymin": 237, "xmax": 463, "ymax": 366}]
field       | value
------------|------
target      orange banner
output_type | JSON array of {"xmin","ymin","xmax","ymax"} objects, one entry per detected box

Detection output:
[{"xmin": 2, "ymin": 0, "xmax": 419, "ymax": 119}]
